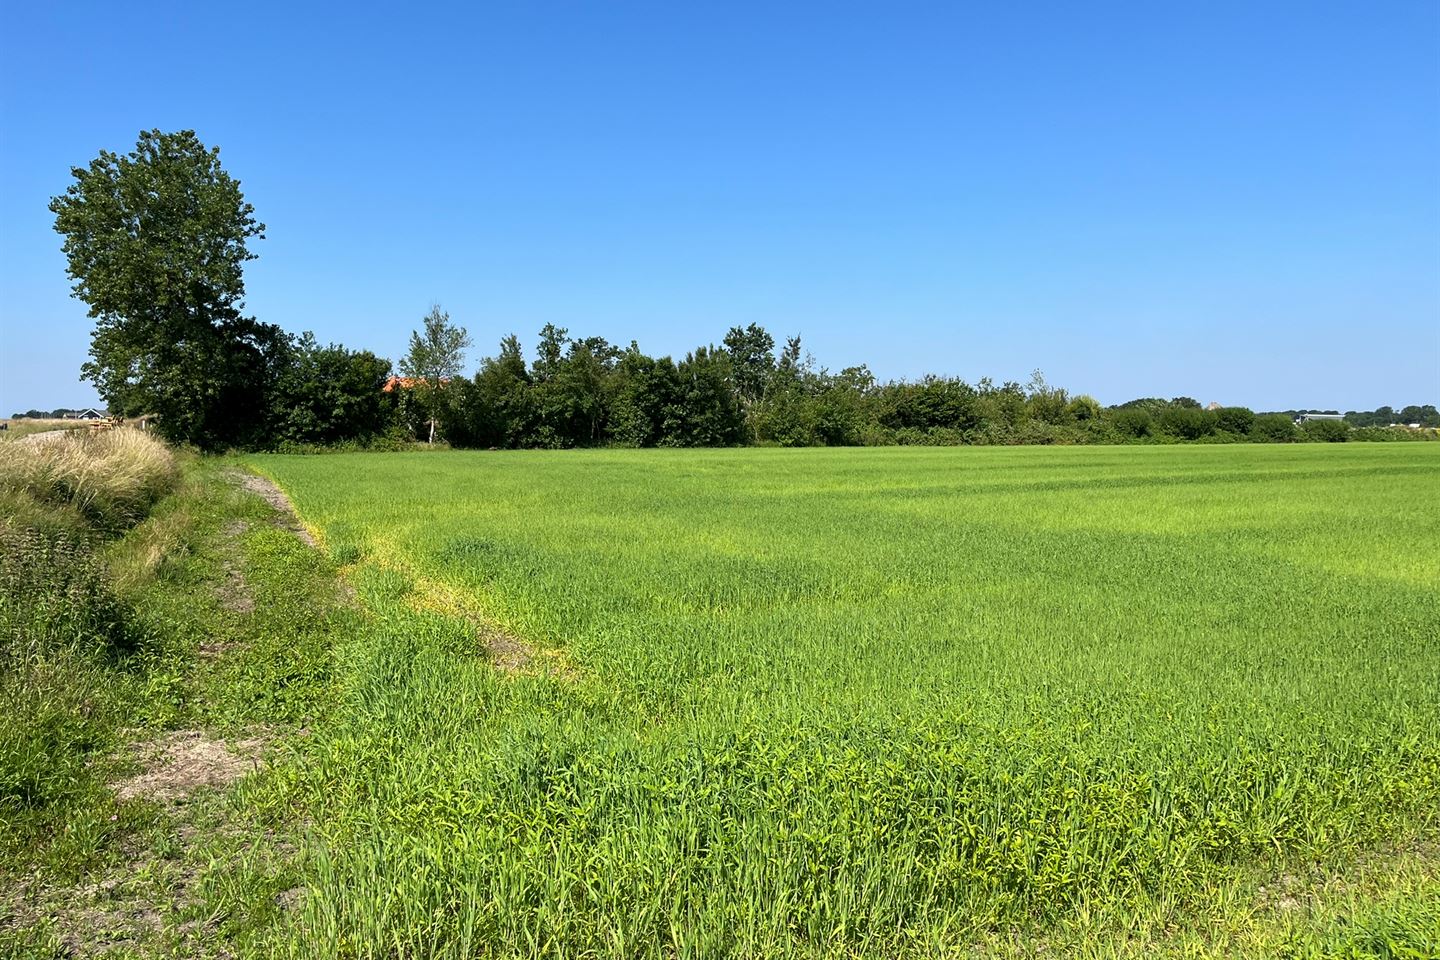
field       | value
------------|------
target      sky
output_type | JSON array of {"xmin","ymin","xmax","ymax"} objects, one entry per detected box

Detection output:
[{"xmin": 1, "ymin": 0, "xmax": 1437, "ymax": 415}]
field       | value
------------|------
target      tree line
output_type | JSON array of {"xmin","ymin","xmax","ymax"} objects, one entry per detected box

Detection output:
[
  {"xmin": 47, "ymin": 130, "xmax": 1438, "ymax": 451},
  {"xmin": 391, "ymin": 320, "xmax": 1437, "ymax": 450},
  {"xmin": 7, "ymin": 408, "xmax": 102, "ymax": 420}
]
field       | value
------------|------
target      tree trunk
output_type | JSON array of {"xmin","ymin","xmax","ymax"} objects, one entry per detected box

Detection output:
[{"xmin": 428, "ymin": 418, "xmax": 436, "ymax": 444}]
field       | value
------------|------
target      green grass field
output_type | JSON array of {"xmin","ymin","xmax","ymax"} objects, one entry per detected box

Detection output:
[{"xmin": 248, "ymin": 444, "xmax": 1440, "ymax": 957}]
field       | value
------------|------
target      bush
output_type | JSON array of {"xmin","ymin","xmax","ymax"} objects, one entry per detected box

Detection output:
[
  {"xmin": 1010, "ymin": 420, "xmax": 1063, "ymax": 445},
  {"xmin": 1251, "ymin": 414, "xmax": 1299, "ymax": 443},
  {"xmin": 1109, "ymin": 408, "xmax": 1154, "ymax": 439},
  {"xmin": 1349, "ymin": 426, "xmax": 1437, "ymax": 442},
  {"xmin": 1158, "ymin": 406, "xmax": 1217, "ymax": 440},
  {"xmin": 268, "ymin": 334, "xmax": 395, "ymax": 446},
  {"xmin": 1213, "ymin": 407, "xmax": 1256, "ymax": 435},
  {"xmin": 877, "ymin": 377, "xmax": 980, "ymax": 432},
  {"xmin": 1194, "ymin": 430, "xmax": 1247, "ymax": 444},
  {"xmin": 1302, "ymin": 419, "xmax": 1349, "ymax": 443},
  {"xmin": 1067, "ymin": 395, "xmax": 1103, "ymax": 423},
  {"xmin": 753, "ymin": 390, "xmax": 819, "ymax": 447}
]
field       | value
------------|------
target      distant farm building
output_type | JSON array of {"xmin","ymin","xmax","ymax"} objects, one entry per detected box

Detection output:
[
  {"xmin": 382, "ymin": 376, "xmax": 451, "ymax": 393},
  {"xmin": 1294, "ymin": 413, "xmax": 1345, "ymax": 425},
  {"xmin": 68, "ymin": 408, "xmax": 107, "ymax": 420}
]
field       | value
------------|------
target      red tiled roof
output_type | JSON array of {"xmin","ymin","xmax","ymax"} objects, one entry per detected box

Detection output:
[{"xmin": 382, "ymin": 376, "xmax": 451, "ymax": 392}]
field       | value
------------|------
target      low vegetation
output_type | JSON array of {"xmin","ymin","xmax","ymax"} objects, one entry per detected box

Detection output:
[
  {"xmin": 0, "ymin": 428, "xmax": 177, "ymax": 531},
  {"xmin": 229, "ymin": 442, "xmax": 1438, "ymax": 957},
  {"xmin": 4, "ymin": 434, "xmax": 1436, "ymax": 957},
  {"xmin": 1, "ymin": 429, "xmax": 178, "ymax": 885},
  {"xmin": 0, "ymin": 432, "xmax": 353, "ymax": 956},
  {"xmin": 14, "ymin": 115, "xmax": 1436, "ymax": 960}
]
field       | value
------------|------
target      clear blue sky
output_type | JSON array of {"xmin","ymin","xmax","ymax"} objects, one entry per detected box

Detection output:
[{"xmin": 2, "ymin": 0, "xmax": 1437, "ymax": 414}]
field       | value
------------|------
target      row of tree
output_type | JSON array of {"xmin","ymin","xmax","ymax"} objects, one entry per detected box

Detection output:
[
  {"xmin": 406, "ymin": 322, "xmax": 1433, "ymax": 449},
  {"xmin": 48, "ymin": 130, "xmax": 1437, "ymax": 451},
  {"xmin": 1338, "ymin": 406, "xmax": 1438, "ymax": 428},
  {"xmin": 8, "ymin": 408, "xmax": 101, "ymax": 420}
]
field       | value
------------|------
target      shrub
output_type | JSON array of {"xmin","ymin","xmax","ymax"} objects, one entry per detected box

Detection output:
[
  {"xmin": 752, "ymin": 390, "xmax": 819, "ymax": 447},
  {"xmin": 1158, "ymin": 406, "xmax": 1217, "ymax": 440},
  {"xmin": 891, "ymin": 427, "xmax": 931, "ymax": 446},
  {"xmin": 1213, "ymin": 406, "xmax": 1256, "ymax": 435},
  {"xmin": 1195, "ymin": 430, "xmax": 1247, "ymax": 444},
  {"xmin": 1252, "ymin": 414, "xmax": 1299, "ymax": 443},
  {"xmin": 1077, "ymin": 417, "xmax": 1121, "ymax": 444},
  {"xmin": 1010, "ymin": 420, "xmax": 1062, "ymax": 445},
  {"xmin": 1109, "ymin": 408, "xmax": 1154, "ymax": 439},
  {"xmin": 1350, "ymin": 426, "xmax": 1437, "ymax": 442},
  {"xmin": 924, "ymin": 427, "xmax": 967, "ymax": 446},
  {"xmin": 1067, "ymin": 395, "xmax": 1103, "ymax": 423},
  {"xmin": 878, "ymin": 377, "xmax": 981, "ymax": 432},
  {"xmin": 268, "ymin": 334, "xmax": 395, "ymax": 446},
  {"xmin": 1302, "ymin": 419, "xmax": 1350, "ymax": 443}
]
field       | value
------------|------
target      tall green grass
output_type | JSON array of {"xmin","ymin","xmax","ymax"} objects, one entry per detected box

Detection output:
[
  {"xmin": 250, "ymin": 444, "xmax": 1440, "ymax": 957},
  {"xmin": 0, "ymin": 428, "xmax": 177, "ymax": 869}
]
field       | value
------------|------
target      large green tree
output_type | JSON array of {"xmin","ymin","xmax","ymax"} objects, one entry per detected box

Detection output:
[
  {"xmin": 269, "ymin": 333, "xmax": 394, "ymax": 446},
  {"xmin": 722, "ymin": 323, "xmax": 776, "ymax": 407},
  {"xmin": 50, "ymin": 129, "xmax": 279, "ymax": 448},
  {"xmin": 453, "ymin": 334, "xmax": 535, "ymax": 448}
]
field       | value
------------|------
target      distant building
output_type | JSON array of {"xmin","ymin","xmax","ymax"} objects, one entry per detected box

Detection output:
[
  {"xmin": 1294, "ymin": 413, "xmax": 1346, "ymax": 425},
  {"xmin": 67, "ymin": 408, "xmax": 107, "ymax": 420},
  {"xmin": 1206, "ymin": 402, "xmax": 1222, "ymax": 411},
  {"xmin": 382, "ymin": 376, "xmax": 450, "ymax": 392}
]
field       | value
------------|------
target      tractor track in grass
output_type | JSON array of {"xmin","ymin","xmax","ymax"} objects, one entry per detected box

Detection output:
[
  {"xmin": 227, "ymin": 470, "xmax": 318, "ymax": 547},
  {"xmin": 229, "ymin": 467, "xmax": 546, "ymax": 677},
  {"xmin": 2, "ymin": 461, "xmax": 345, "ymax": 958}
]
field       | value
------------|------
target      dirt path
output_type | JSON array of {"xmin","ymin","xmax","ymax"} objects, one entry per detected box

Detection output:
[
  {"xmin": 229, "ymin": 471, "xmax": 318, "ymax": 547},
  {"xmin": 1, "ymin": 466, "xmax": 331, "ymax": 957},
  {"xmin": 111, "ymin": 730, "xmax": 267, "ymax": 804},
  {"xmin": 229, "ymin": 470, "xmax": 546, "ymax": 681}
]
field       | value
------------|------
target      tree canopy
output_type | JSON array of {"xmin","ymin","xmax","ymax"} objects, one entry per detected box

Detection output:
[
  {"xmin": 400, "ymin": 305, "xmax": 472, "ymax": 442},
  {"xmin": 45, "ymin": 132, "xmax": 1437, "ymax": 453},
  {"xmin": 50, "ymin": 129, "xmax": 279, "ymax": 449}
]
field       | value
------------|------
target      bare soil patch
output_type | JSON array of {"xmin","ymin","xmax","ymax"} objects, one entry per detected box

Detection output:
[
  {"xmin": 483, "ymin": 629, "xmax": 535, "ymax": 674},
  {"xmin": 477, "ymin": 623, "xmax": 580, "ymax": 680},
  {"xmin": 5, "ymin": 733, "xmax": 270, "ymax": 953},
  {"xmin": 111, "ymin": 730, "xmax": 265, "ymax": 804},
  {"xmin": 230, "ymin": 471, "xmax": 317, "ymax": 547},
  {"xmin": 2, "ymin": 869, "xmax": 168, "ymax": 958},
  {"xmin": 216, "ymin": 519, "xmax": 254, "ymax": 617}
]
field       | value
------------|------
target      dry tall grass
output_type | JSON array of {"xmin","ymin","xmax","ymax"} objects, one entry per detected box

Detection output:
[
  {"xmin": 0, "ymin": 419, "xmax": 85, "ymax": 442},
  {"xmin": 0, "ymin": 428, "xmax": 177, "ymax": 531}
]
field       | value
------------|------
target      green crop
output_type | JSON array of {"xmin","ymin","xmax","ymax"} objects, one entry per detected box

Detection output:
[{"xmin": 247, "ymin": 444, "xmax": 1440, "ymax": 958}]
